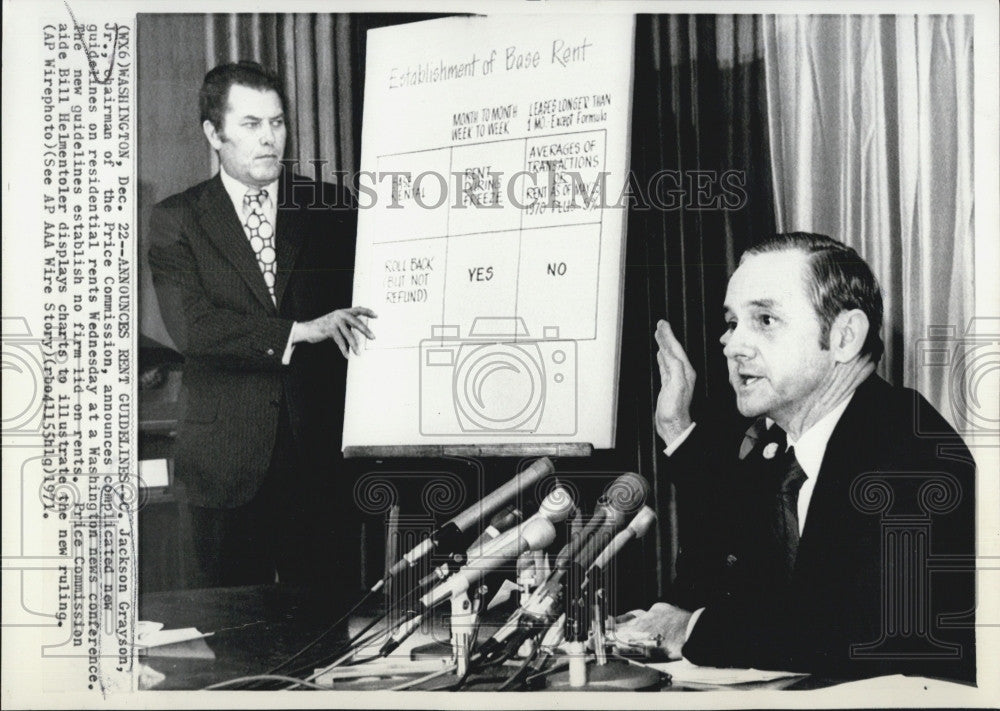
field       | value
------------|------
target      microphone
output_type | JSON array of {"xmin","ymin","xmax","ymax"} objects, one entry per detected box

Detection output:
[
  {"xmin": 533, "ymin": 484, "xmax": 577, "ymax": 524},
  {"xmin": 421, "ymin": 517, "xmax": 556, "ymax": 609},
  {"xmin": 596, "ymin": 471, "xmax": 650, "ymax": 522},
  {"xmin": 589, "ymin": 506, "xmax": 656, "ymax": 576},
  {"xmin": 449, "ymin": 457, "xmax": 555, "ymax": 531},
  {"xmin": 418, "ymin": 485, "xmax": 575, "ymax": 589},
  {"xmin": 379, "ymin": 517, "xmax": 557, "ymax": 657},
  {"xmin": 564, "ymin": 476, "xmax": 650, "ymax": 641},
  {"xmin": 576, "ymin": 471, "xmax": 650, "ymax": 567},
  {"xmin": 565, "ymin": 505, "xmax": 657, "ymax": 645},
  {"xmin": 468, "ymin": 485, "xmax": 574, "ymax": 560},
  {"xmin": 552, "ymin": 472, "xmax": 649, "ymax": 576},
  {"xmin": 371, "ymin": 458, "xmax": 555, "ymax": 591},
  {"xmin": 419, "ymin": 505, "xmax": 523, "ymax": 589},
  {"xmin": 466, "ymin": 505, "xmax": 524, "ymax": 552},
  {"xmin": 477, "ymin": 473, "xmax": 650, "ymax": 657}
]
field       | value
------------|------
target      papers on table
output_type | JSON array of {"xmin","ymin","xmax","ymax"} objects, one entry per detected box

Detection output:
[
  {"xmin": 137, "ymin": 663, "xmax": 166, "ymax": 690},
  {"xmin": 648, "ymin": 658, "xmax": 808, "ymax": 686},
  {"xmin": 138, "ymin": 459, "xmax": 169, "ymax": 488},
  {"xmin": 135, "ymin": 620, "xmax": 213, "ymax": 649},
  {"xmin": 823, "ymin": 674, "xmax": 974, "ymax": 693}
]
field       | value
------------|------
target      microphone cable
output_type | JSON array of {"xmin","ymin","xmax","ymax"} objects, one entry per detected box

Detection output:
[
  {"xmin": 239, "ymin": 585, "xmax": 381, "ymax": 688},
  {"xmin": 496, "ymin": 642, "xmax": 542, "ymax": 691},
  {"xmin": 276, "ymin": 553, "xmax": 452, "ymax": 686},
  {"xmin": 251, "ymin": 587, "xmax": 419, "ymax": 689}
]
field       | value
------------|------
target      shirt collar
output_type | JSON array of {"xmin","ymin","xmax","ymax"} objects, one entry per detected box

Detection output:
[
  {"xmin": 218, "ymin": 165, "xmax": 279, "ymax": 215},
  {"xmin": 766, "ymin": 392, "xmax": 855, "ymax": 480}
]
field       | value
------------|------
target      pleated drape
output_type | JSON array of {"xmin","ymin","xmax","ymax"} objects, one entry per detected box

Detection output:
[
  {"xmin": 629, "ymin": 15, "xmax": 776, "ymax": 593},
  {"xmin": 139, "ymin": 11, "xmax": 978, "ymax": 600},
  {"xmin": 205, "ymin": 13, "xmax": 358, "ymax": 180},
  {"xmin": 762, "ymin": 15, "xmax": 974, "ymax": 424},
  {"xmin": 197, "ymin": 14, "xmax": 783, "ymax": 600}
]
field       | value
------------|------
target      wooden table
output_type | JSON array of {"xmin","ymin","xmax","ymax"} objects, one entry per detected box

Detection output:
[
  {"xmin": 139, "ymin": 583, "xmax": 830, "ymax": 692},
  {"xmin": 139, "ymin": 584, "xmax": 357, "ymax": 690}
]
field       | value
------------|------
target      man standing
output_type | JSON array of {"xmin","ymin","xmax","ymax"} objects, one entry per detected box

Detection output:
[
  {"xmin": 148, "ymin": 62, "xmax": 375, "ymax": 590},
  {"xmin": 618, "ymin": 233, "xmax": 975, "ymax": 681}
]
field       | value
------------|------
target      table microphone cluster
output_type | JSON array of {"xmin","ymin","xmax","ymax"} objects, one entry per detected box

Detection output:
[{"xmin": 324, "ymin": 458, "xmax": 664, "ymax": 691}]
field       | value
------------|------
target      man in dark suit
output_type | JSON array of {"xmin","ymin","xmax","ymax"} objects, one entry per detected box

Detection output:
[
  {"xmin": 617, "ymin": 233, "xmax": 975, "ymax": 681},
  {"xmin": 148, "ymin": 62, "xmax": 375, "ymax": 589}
]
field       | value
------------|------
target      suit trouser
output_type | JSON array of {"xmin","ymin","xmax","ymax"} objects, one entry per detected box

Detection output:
[{"xmin": 186, "ymin": 401, "xmax": 350, "ymax": 591}]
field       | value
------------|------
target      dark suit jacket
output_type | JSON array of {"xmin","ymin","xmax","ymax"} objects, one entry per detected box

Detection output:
[
  {"xmin": 147, "ymin": 171, "xmax": 357, "ymax": 508},
  {"xmin": 666, "ymin": 375, "xmax": 975, "ymax": 681}
]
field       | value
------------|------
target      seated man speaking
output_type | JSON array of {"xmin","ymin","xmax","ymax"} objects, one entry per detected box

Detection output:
[{"xmin": 618, "ymin": 233, "xmax": 975, "ymax": 681}]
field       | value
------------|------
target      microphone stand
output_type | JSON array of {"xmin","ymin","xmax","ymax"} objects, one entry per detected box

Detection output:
[
  {"xmin": 592, "ymin": 587, "xmax": 608, "ymax": 666},
  {"xmin": 564, "ymin": 561, "xmax": 589, "ymax": 687},
  {"xmin": 545, "ymin": 575, "xmax": 663, "ymax": 690},
  {"xmin": 449, "ymin": 586, "xmax": 480, "ymax": 677}
]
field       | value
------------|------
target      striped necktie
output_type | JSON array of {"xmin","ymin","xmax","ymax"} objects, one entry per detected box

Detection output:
[
  {"xmin": 774, "ymin": 444, "xmax": 807, "ymax": 570},
  {"xmin": 741, "ymin": 419, "xmax": 808, "ymax": 570}
]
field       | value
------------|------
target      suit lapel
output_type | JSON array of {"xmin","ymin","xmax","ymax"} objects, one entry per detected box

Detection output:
[
  {"xmin": 274, "ymin": 171, "xmax": 305, "ymax": 311},
  {"xmin": 795, "ymin": 375, "xmax": 883, "ymax": 566},
  {"xmin": 197, "ymin": 174, "xmax": 275, "ymax": 312}
]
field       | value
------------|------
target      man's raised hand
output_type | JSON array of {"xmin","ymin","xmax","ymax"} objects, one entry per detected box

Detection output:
[{"xmin": 654, "ymin": 320, "xmax": 696, "ymax": 446}]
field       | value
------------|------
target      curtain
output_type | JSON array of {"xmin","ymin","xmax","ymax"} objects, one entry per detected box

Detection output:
[
  {"xmin": 205, "ymin": 14, "xmax": 359, "ymax": 179},
  {"xmin": 139, "ymin": 14, "xmax": 446, "ymax": 346},
  {"xmin": 204, "ymin": 13, "xmax": 450, "ymax": 179},
  {"xmin": 140, "ymin": 13, "xmax": 776, "ymax": 599},
  {"xmin": 206, "ymin": 13, "xmax": 779, "ymax": 599},
  {"xmin": 629, "ymin": 15, "xmax": 776, "ymax": 594},
  {"xmin": 140, "ymin": 11, "xmax": 976, "ymax": 600},
  {"xmin": 762, "ymin": 15, "xmax": 974, "ymax": 425}
]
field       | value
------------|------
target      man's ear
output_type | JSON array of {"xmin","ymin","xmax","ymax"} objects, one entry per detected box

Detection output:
[
  {"xmin": 830, "ymin": 309, "xmax": 869, "ymax": 362},
  {"xmin": 203, "ymin": 120, "xmax": 224, "ymax": 151}
]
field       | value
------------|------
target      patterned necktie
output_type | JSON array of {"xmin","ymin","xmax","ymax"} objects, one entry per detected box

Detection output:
[{"xmin": 242, "ymin": 188, "xmax": 276, "ymax": 304}]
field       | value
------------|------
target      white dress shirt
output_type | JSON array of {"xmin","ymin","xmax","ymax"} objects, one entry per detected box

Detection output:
[
  {"xmin": 218, "ymin": 168, "xmax": 297, "ymax": 364},
  {"xmin": 219, "ymin": 166, "xmax": 279, "ymax": 230},
  {"xmin": 663, "ymin": 391, "xmax": 856, "ymax": 643},
  {"xmin": 781, "ymin": 392, "xmax": 854, "ymax": 533}
]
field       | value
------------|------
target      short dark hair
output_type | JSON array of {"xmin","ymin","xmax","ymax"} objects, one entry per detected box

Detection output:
[
  {"xmin": 199, "ymin": 61, "xmax": 287, "ymax": 132},
  {"xmin": 741, "ymin": 232, "xmax": 885, "ymax": 364}
]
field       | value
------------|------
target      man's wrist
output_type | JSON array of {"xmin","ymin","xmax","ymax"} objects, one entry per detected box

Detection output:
[
  {"xmin": 290, "ymin": 320, "xmax": 313, "ymax": 345},
  {"xmin": 281, "ymin": 326, "xmax": 298, "ymax": 365},
  {"xmin": 662, "ymin": 422, "xmax": 696, "ymax": 456},
  {"xmin": 684, "ymin": 607, "xmax": 705, "ymax": 642},
  {"xmin": 657, "ymin": 416, "xmax": 694, "ymax": 448}
]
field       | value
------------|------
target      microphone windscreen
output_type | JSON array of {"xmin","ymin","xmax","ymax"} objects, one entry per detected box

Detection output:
[
  {"xmin": 422, "ymin": 518, "xmax": 557, "ymax": 609},
  {"xmin": 536, "ymin": 485, "xmax": 575, "ymax": 523},
  {"xmin": 601, "ymin": 472, "xmax": 649, "ymax": 518},
  {"xmin": 627, "ymin": 506, "xmax": 657, "ymax": 538},
  {"xmin": 520, "ymin": 517, "xmax": 557, "ymax": 552},
  {"xmin": 448, "ymin": 457, "xmax": 554, "ymax": 532}
]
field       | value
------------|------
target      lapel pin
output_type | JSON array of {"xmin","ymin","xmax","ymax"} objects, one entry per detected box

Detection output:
[{"xmin": 762, "ymin": 442, "xmax": 780, "ymax": 460}]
